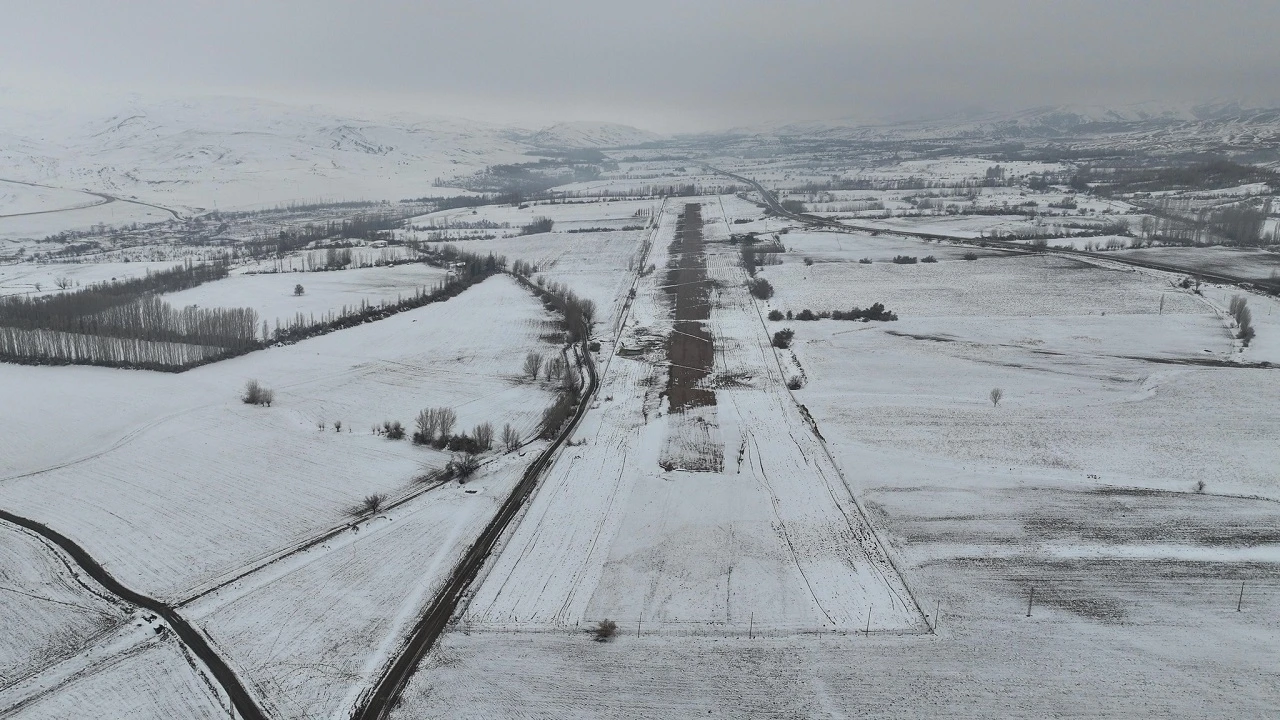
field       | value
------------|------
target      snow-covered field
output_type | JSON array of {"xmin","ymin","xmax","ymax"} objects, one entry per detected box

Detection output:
[
  {"xmin": 460, "ymin": 199, "xmax": 924, "ymax": 638},
  {"xmin": 3, "ymin": 122, "xmax": 1278, "ymax": 719},
  {"xmin": 387, "ymin": 192, "xmax": 1280, "ymax": 720},
  {"xmin": 0, "ymin": 523, "xmax": 128, "ymax": 686},
  {"xmin": 0, "ymin": 260, "xmax": 184, "ymax": 298},
  {"xmin": 0, "ymin": 276, "xmax": 559, "ymax": 597},
  {"xmin": 162, "ymin": 263, "xmax": 449, "ymax": 328}
]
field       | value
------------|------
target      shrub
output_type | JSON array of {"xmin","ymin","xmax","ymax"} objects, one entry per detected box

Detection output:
[
  {"xmin": 772, "ymin": 328, "xmax": 795, "ymax": 349},
  {"xmin": 892, "ymin": 255, "xmax": 918, "ymax": 264},
  {"xmin": 767, "ymin": 309, "xmax": 784, "ymax": 321},
  {"xmin": 502, "ymin": 423, "xmax": 520, "ymax": 451},
  {"xmin": 242, "ymin": 379, "xmax": 265, "ymax": 405},
  {"xmin": 384, "ymin": 420, "xmax": 405, "ymax": 440},
  {"xmin": 921, "ymin": 255, "xmax": 938, "ymax": 263},
  {"xmin": 361, "ymin": 493, "xmax": 386, "ymax": 515},
  {"xmin": 796, "ymin": 309, "xmax": 818, "ymax": 321},
  {"xmin": 1195, "ymin": 480, "xmax": 1206, "ymax": 493},
  {"xmin": 259, "ymin": 389, "xmax": 274, "ymax": 407},
  {"xmin": 804, "ymin": 257, "xmax": 814, "ymax": 266},
  {"xmin": 334, "ymin": 420, "xmax": 342, "ymax": 432},
  {"xmin": 594, "ymin": 619, "xmax": 619, "ymax": 642},
  {"xmin": 859, "ymin": 258, "xmax": 873, "ymax": 264},
  {"xmin": 589, "ymin": 341, "xmax": 601, "ymax": 352},
  {"xmin": 473, "ymin": 422, "xmax": 494, "ymax": 450},
  {"xmin": 747, "ymin": 277, "xmax": 774, "ymax": 300},
  {"xmin": 787, "ymin": 376, "xmax": 804, "ymax": 390},
  {"xmin": 449, "ymin": 453, "xmax": 481, "ymax": 480},
  {"xmin": 963, "ymin": 252, "xmax": 979, "ymax": 261},
  {"xmin": 990, "ymin": 388, "xmax": 1004, "ymax": 407}
]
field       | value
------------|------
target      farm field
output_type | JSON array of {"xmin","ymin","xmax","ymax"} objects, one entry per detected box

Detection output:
[
  {"xmin": 162, "ymin": 263, "xmax": 450, "ymax": 328},
  {"xmin": 459, "ymin": 199, "xmax": 924, "ymax": 639},
  {"xmin": 387, "ymin": 191, "xmax": 1280, "ymax": 719},
  {"xmin": 0, "ymin": 276, "xmax": 561, "ymax": 598},
  {"xmin": 0, "ymin": 260, "xmax": 185, "ymax": 298}
]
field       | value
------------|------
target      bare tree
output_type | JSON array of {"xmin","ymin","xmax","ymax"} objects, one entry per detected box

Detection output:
[
  {"xmin": 361, "ymin": 493, "xmax": 386, "ymax": 515},
  {"xmin": 990, "ymin": 388, "xmax": 1004, "ymax": 407},
  {"xmin": 438, "ymin": 408, "xmax": 457, "ymax": 438},
  {"xmin": 473, "ymin": 422, "xmax": 494, "ymax": 450},
  {"xmin": 502, "ymin": 423, "xmax": 520, "ymax": 452},
  {"xmin": 524, "ymin": 352, "xmax": 544, "ymax": 380},
  {"xmin": 415, "ymin": 408, "xmax": 440, "ymax": 444},
  {"xmin": 334, "ymin": 420, "xmax": 342, "ymax": 432},
  {"xmin": 260, "ymin": 388, "xmax": 275, "ymax": 407},
  {"xmin": 55, "ymin": 277, "xmax": 72, "ymax": 291}
]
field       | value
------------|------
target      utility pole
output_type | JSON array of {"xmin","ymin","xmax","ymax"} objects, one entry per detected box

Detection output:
[
  {"xmin": 1026, "ymin": 586, "xmax": 1035, "ymax": 617},
  {"xmin": 749, "ymin": 612, "xmax": 753, "ymax": 640},
  {"xmin": 637, "ymin": 612, "xmax": 642, "ymax": 637},
  {"xmin": 933, "ymin": 601, "xmax": 941, "ymax": 631},
  {"xmin": 1238, "ymin": 582, "xmax": 1245, "ymax": 612},
  {"xmin": 866, "ymin": 608, "xmax": 872, "ymax": 635}
]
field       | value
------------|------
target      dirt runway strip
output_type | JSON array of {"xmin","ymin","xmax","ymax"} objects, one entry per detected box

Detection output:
[{"xmin": 664, "ymin": 203, "xmax": 715, "ymax": 411}]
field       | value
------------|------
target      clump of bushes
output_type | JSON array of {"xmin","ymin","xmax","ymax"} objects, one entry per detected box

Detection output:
[
  {"xmin": 520, "ymin": 217, "xmax": 554, "ymax": 235},
  {"xmin": 859, "ymin": 258, "xmax": 873, "ymax": 264},
  {"xmin": 767, "ymin": 309, "xmax": 784, "ymax": 321},
  {"xmin": 747, "ymin": 277, "xmax": 774, "ymax": 300},
  {"xmin": 772, "ymin": 328, "xmax": 795, "ymax": 349},
  {"xmin": 242, "ymin": 379, "xmax": 275, "ymax": 406},
  {"xmin": 787, "ymin": 376, "xmax": 804, "ymax": 390},
  {"xmin": 892, "ymin": 255, "xmax": 918, "ymax": 264},
  {"xmin": 963, "ymin": 252, "xmax": 979, "ymax": 261},
  {"xmin": 381, "ymin": 420, "xmax": 405, "ymax": 440},
  {"xmin": 786, "ymin": 304, "xmax": 898, "ymax": 322},
  {"xmin": 921, "ymin": 255, "xmax": 938, "ymax": 263}
]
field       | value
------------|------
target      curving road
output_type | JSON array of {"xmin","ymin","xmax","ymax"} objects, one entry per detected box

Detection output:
[{"xmin": 0, "ymin": 508, "xmax": 268, "ymax": 720}]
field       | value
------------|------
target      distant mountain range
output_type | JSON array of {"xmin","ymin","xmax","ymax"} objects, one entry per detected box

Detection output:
[
  {"xmin": 3, "ymin": 91, "xmax": 1278, "ymax": 214},
  {"xmin": 0, "ymin": 94, "xmax": 665, "ymax": 212},
  {"xmin": 720, "ymin": 101, "xmax": 1280, "ymax": 152}
]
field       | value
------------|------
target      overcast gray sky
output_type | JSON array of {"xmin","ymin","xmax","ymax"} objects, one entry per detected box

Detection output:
[{"xmin": 2, "ymin": 0, "xmax": 1278, "ymax": 132}]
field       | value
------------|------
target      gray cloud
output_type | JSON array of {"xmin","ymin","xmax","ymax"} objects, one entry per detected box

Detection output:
[{"xmin": 2, "ymin": 0, "xmax": 1278, "ymax": 131}]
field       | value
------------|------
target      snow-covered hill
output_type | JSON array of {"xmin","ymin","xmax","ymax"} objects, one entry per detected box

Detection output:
[
  {"xmin": 0, "ymin": 95, "xmax": 538, "ymax": 213},
  {"xmin": 526, "ymin": 121, "xmax": 663, "ymax": 149}
]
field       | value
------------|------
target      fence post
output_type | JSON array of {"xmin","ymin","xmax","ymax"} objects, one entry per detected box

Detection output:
[{"xmin": 1026, "ymin": 586, "xmax": 1035, "ymax": 617}]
